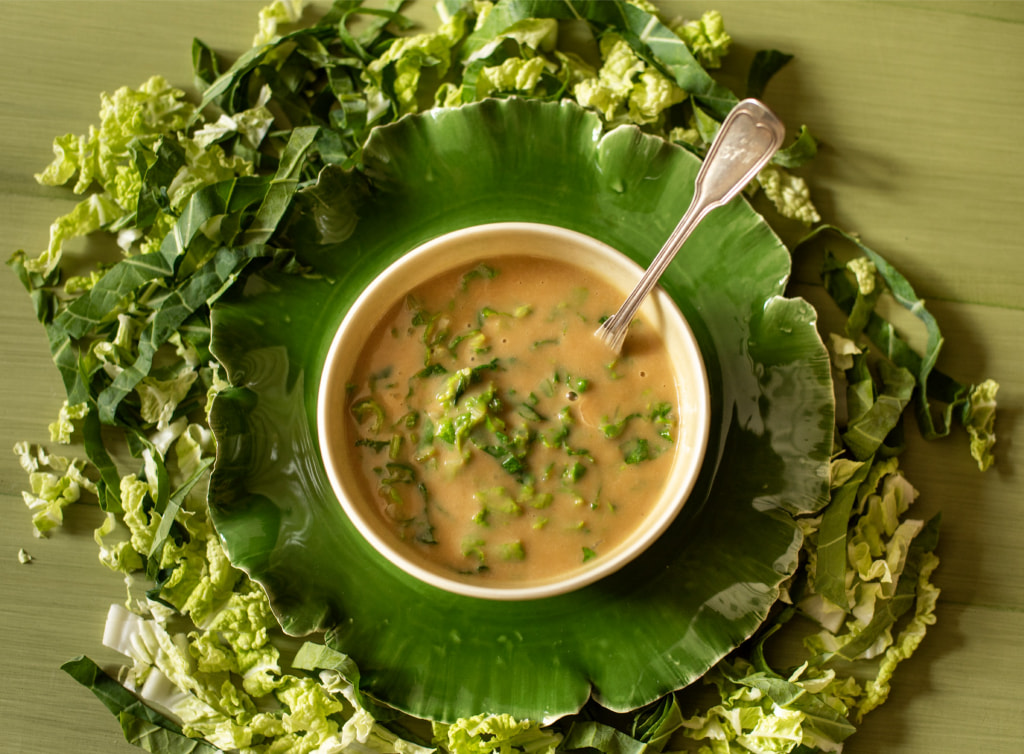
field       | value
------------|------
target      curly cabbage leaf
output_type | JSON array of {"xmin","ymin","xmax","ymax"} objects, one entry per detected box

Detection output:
[
  {"xmin": 678, "ymin": 658, "xmax": 858, "ymax": 753},
  {"xmin": 96, "ymin": 596, "xmax": 432, "ymax": 753},
  {"xmin": 29, "ymin": 76, "xmax": 196, "ymax": 276},
  {"xmin": 964, "ymin": 379, "xmax": 998, "ymax": 471},
  {"xmin": 13, "ymin": 440, "xmax": 98, "ymax": 536},
  {"xmin": 672, "ymin": 10, "xmax": 732, "ymax": 69},
  {"xmin": 757, "ymin": 164, "xmax": 822, "ymax": 225},
  {"xmin": 433, "ymin": 713, "xmax": 562, "ymax": 754},
  {"xmin": 48, "ymin": 399, "xmax": 89, "ymax": 444},
  {"xmin": 476, "ymin": 55, "xmax": 552, "ymax": 97},
  {"xmin": 362, "ymin": 8, "xmax": 467, "ymax": 116},
  {"xmin": 253, "ymin": 0, "xmax": 305, "ymax": 46},
  {"xmin": 573, "ymin": 32, "xmax": 687, "ymax": 126}
]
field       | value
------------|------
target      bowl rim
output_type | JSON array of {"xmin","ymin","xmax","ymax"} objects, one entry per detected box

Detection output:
[{"xmin": 316, "ymin": 222, "xmax": 710, "ymax": 601}]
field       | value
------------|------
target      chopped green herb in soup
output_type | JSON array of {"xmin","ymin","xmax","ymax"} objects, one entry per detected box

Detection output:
[{"xmin": 346, "ymin": 256, "xmax": 681, "ymax": 582}]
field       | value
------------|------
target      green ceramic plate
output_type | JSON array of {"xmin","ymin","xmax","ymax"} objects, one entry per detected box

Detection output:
[{"xmin": 207, "ymin": 98, "xmax": 834, "ymax": 723}]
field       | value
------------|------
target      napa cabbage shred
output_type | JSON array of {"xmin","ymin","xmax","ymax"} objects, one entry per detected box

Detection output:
[{"xmin": 9, "ymin": 1, "xmax": 998, "ymax": 752}]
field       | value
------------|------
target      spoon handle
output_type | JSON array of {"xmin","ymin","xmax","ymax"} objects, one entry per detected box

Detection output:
[{"xmin": 595, "ymin": 99, "xmax": 786, "ymax": 353}]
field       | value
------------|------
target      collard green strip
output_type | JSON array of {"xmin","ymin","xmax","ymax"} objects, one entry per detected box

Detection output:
[
  {"xmin": 126, "ymin": 430, "xmax": 171, "ymax": 516},
  {"xmin": 96, "ymin": 244, "xmax": 271, "ymax": 423},
  {"xmin": 842, "ymin": 359, "xmax": 915, "ymax": 460},
  {"xmin": 192, "ymin": 37, "xmax": 221, "ymax": 91},
  {"xmin": 130, "ymin": 139, "xmax": 187, "ymax": 231},
  {"xmin": 61, "ymin": 657, "xmax": 221, "ymax": 753},
  {"xmin": 118, "ymin": 712, "xmax": 222, "ymax": 754},
  {"xmin": 746, "ymin": 49, "xmax": 792, "ymax": 99},
  {"xmin": 815, "ymin": 458, "xmax": 872, "ymax": 610},
  {"xmin": 7, "ymin": 250, "xmax": 60, "ymax": 324},
  {"xmin": 147, "ymin": 456, "xmax": 215, "ymax": 559},
  {"xmin": 239, "ymin": 126, "xmax": 320, "ymax": 245},
  {"xmin": 802, "ymin": 225, "xmax": 974, "ymax": 442},
  {"xmin": 772, "ymin": 124, "xmax": 818, "ymax": 169},
  {"xmin": 82, "ymin": 407, "xmax": 124, "ymax": 511},
  {"xmin": 341, "ymin": 0, "xmax": 412, "ymax": 56},
  {"xmin": 844, "ymin": 351, "xmax": 874, "ymax": 426}
]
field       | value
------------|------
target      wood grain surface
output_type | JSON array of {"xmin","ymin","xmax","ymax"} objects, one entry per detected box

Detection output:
[{"xmin": 2, "ymin": 2, "xmax": 1020, "ymax": 752}]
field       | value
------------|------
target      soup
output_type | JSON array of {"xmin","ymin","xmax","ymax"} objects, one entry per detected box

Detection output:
[{"xmin": 343, "ymin": 255, "xmax": 682, "ymax": 583}]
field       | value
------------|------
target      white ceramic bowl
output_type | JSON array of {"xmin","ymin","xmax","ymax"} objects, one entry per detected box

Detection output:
[{"xmin": 317, "ymin": 223, "xmax": 710, "ymax": 600}]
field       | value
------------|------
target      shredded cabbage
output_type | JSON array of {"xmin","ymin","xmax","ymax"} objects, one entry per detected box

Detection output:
[
  {"xmin": 30, "ymin": 76, "xmax": 196, "ymax": 274},
  {"xmin": 14, "ymin": 441, "xmax": 97, "ymax": 537},
  {"xmin": 964, "ymin": 379, "xmax": 999, "ymax": 471},
  {"xmin": 574, "ymin": 32, "xmax": 687, "ymax": 126},
  {"xmin": 757, "ymin": 164, "xmax": 822, "ymax": 225},
  {"xmin": 433, "ymin": 713, "xmax": 562, "ymax": 754},
  {"xmin": 673, "ymin": 10, "xmax": 732, "ymax": 69},
  {"xmin": 254, "ymin": 0, "xmax": 305, "ymax": 47}
]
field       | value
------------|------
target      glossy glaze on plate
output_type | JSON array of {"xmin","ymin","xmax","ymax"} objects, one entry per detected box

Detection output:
[{"xmin": 207, "ymin": 98, "xmax": 834, "ymax": 722}]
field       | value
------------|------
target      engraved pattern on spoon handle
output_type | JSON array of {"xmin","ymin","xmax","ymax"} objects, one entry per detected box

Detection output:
[{"xmin": 597, "ymin": 99, "xmax": 786, "ymax": 353}]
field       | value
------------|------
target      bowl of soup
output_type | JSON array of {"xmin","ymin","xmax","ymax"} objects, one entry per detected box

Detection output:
[{"xmin": 317, "ymin": 222, "xmax": 710, "ymax": 600}]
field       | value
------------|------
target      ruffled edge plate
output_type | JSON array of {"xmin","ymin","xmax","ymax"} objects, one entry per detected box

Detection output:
[{"xmin": 207, "ymin": 98, "xmax": 834, "ymax": 723}]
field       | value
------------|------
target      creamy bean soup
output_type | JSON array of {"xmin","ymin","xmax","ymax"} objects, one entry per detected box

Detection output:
[{"xmin": 344, "ymin": 256, "xmax": 681, "ymax": 583}]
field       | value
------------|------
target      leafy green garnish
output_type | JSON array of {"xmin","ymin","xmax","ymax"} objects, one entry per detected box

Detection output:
[
  {"xmin": 351, "ymin": 397, "xmax": 387, "ymax": 432},
  {"xmin": 600, "ymin": 413, "xmax": 638, "ymax": 439},
  {"xmin": 562, "ymin": 460, "xmax": 587, "ymax": 483},
  {"xmin": 501, "ymin": 540, "xmax": 526, "ymax": 561},
  {"xmin": 622, "ymin": 437, "xmax": 651, "ymax": 465},
  {"xmin": 460, "ymin": 263, "xmax": 499, "ymax": 290}
]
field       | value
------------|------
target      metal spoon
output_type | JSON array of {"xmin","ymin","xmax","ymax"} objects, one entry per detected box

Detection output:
[{"xmin": 594, "ymin": 98, "xmax": 786, "ymax": 353}]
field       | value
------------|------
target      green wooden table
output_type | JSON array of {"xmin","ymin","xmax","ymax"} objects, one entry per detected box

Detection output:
[{"xmin": 1, "ymin": 2, "xmax": 1020, "ymax": 752}]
